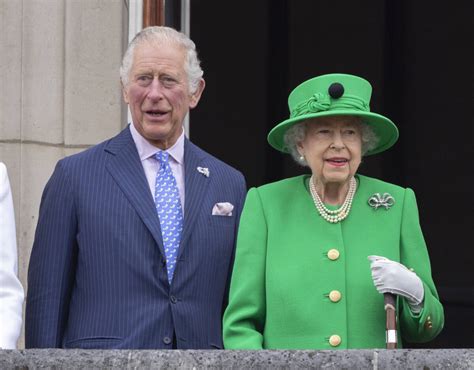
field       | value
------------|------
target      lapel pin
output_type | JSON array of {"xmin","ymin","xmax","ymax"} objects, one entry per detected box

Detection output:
[
  {"xmin": 197, "ymin": 167, "xmax": 210, "ymax": 178},
  {"xmin": 368, "ymin": 193, "xmax": 395, "ymax": 210}
]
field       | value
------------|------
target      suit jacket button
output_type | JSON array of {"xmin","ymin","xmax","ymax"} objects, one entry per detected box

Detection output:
[
  {"xmin": 170, "ymin": 295, "xmax": 177, "ymax": 304},
  {"xmin": 327, "ymin": 249, "xmax": 340, "ymax": 260},
  {"xmin": 163, "ymin": 336, "xmax": 172, "ymax": 345}
]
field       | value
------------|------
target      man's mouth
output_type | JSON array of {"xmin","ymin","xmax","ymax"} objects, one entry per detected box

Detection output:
[{"xmin": 145, "ymin": 110, "xmax": 166, "ymax": 116}]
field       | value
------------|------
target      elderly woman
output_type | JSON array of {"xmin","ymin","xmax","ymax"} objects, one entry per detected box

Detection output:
[{"xmin": 223, "ymin": 73, "xmax": 444, "ymax": 349}]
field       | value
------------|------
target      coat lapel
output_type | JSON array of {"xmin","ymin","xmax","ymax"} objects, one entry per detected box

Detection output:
[
  {"xmin": 104, "ymin": 127, "xmax": 165, "ymax": 257},
  {"xmin": 178, "ymin": 139, "xmax": 210, "ymax": 257}
]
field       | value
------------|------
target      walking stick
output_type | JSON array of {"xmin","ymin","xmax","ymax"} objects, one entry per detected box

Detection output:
[{"xmin": 384, "ymin": 293, "xmax": 397, "ymax": 349}]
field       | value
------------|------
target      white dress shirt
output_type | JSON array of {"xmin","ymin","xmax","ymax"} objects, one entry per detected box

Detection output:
[
  {"xmin": 129, "ymin": 123, "xmax": 185, "ymax": 212},
  {"xmin": 0, "ymin": 162, "xmax": 24, "ymax": 349}
]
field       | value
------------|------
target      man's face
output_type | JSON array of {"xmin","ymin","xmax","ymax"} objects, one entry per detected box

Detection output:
[{"xmin": 123, "ymin": 41, "xmax": 204, "ymax": 149}]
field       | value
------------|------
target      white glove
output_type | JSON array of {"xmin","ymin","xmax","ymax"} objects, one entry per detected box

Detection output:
[{"xmin": 368, "ymin": 255, "xmax": 424, "ymax": 313}]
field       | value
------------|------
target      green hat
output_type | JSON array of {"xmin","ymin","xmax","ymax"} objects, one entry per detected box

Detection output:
[{"xmin": 267, "ymin": 73, "xmax": 399, "ymax": 156}]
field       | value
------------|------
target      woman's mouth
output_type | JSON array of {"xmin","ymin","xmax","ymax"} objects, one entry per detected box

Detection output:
[{"xmin": 326, "ymin": 158, "xmax": 349, "ymax": 167}]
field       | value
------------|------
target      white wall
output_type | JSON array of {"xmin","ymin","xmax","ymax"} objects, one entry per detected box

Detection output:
[{"xmin": 0, "ymin": 0, "xmax": 129, "ymax": 348}]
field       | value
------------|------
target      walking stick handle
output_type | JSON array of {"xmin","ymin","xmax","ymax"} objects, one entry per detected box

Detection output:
[{"xmin": 384, "ymin": 293, "xmax": 397, "ymax": 349}]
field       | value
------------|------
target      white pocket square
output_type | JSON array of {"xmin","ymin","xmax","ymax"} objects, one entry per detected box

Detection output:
[{"xmin": 212, "ymin": 202, "xmax": 234, "ymax": 216}]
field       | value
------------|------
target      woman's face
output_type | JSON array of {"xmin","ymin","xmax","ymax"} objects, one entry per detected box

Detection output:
[{"xmin": 297, "ymin": 116, "xmax": 362, "ymax": 186}]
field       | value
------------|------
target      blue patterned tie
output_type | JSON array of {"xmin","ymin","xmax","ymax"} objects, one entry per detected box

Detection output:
[{"xmin": 154, "ymin": 151, "xmax": 183, "ymax": 282}]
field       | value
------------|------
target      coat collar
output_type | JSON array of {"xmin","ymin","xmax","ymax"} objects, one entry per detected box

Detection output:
[
  {"xmin": 178, "ymin": 139, "xmax": 211, "ymax": 258},
  {"xmin": 104, "ymin": 127, "xmax": 212, "ymax": 265},
  {"xmin": 104, "ymin": 127, "xmax": 165, "ymax": 257}
]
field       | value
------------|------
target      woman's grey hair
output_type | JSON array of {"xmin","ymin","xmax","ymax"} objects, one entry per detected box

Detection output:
[
  {"xmin": 120, "ymin": 26, "xmax": 203, "ymax": 93},
  {"xmin": 284, "ymin": 118, "xmax": 380, "ymax": 166}
]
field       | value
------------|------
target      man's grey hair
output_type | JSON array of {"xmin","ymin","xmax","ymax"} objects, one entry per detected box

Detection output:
[
  {"xmin": 120, "ymin": 26, "xmax": 203, "ymax": 93},
  {"xmin": 283, "ymin": 118, "xmax": 380, "ymax": 166}
]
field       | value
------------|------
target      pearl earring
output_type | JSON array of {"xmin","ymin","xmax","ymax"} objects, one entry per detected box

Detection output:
[{"xmin": 299, "ymin": 154, "xmax": 305, "ymax": 162}]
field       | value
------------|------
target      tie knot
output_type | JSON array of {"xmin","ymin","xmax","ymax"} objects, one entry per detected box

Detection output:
[{"xmin": 155, "ymin": 151, "xmax": 169, "ymax": 165}]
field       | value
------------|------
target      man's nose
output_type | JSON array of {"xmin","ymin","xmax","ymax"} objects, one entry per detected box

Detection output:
[{"xmin": 147, "ymin": 78, "xmax": 163, "ymax": 100}]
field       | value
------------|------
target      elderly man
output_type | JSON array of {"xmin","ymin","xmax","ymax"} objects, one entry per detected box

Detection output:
[{"xmin": 26, "ymin": 26, "xmax": 246, "ymax": 349}]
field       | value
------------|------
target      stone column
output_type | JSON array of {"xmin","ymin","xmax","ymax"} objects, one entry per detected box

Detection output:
[{"xmin": 0, "ymin": 0, "xmax": 129, "ymax": 348}]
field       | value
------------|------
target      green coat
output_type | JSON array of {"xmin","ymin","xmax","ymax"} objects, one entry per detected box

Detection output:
[{"xmin": 223, "ymin": 174, "xmax": 444, "ymax": 349}]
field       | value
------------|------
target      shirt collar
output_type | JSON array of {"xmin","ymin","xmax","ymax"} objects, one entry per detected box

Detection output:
[{"xmin": 129, "ymin": 123, "xmax": 184, "ymax": 165}]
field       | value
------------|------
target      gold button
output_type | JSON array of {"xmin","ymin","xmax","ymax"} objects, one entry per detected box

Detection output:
[
  {"xmin": 329, "ymin": 334, "xmax": 341, "ymax": 347},
  {"xmin": 329, "ymin": 290, "xmax": 342, "ymax": 302},
  {"xmin": 327, "ymin": 249, "xmax": 340, "ymax": 260}
]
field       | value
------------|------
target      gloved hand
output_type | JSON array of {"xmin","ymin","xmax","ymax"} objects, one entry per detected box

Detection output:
[{"xmin": 368, "ymin": 255, "xmax": 424, "ymax": 313}]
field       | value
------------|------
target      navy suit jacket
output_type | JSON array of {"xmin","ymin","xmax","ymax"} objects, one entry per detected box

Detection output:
[{"xmin": 26, "ymin": 127, "xmax": 246, "ymax": 349}]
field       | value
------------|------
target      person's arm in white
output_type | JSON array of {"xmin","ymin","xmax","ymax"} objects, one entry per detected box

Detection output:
[{"xmin": 0, "ymin": 162, "xmax": 24, "ymax": 349}]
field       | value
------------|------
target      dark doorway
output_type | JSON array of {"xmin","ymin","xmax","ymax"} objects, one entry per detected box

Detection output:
[{"xmin": 190, "ymin": 0, "xmax": 474, "ymax": 348}]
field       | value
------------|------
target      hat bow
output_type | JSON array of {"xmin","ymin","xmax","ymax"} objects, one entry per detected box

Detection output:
[{"xmin": 290, "ymin": 92, "xmax": 370, "ymax": 119}]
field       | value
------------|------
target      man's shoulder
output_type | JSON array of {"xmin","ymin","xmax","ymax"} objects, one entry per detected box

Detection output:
[
  {"xmin": 185, "ymin": 140, "xmax": 244, "ymax": 181},
  {"xmin": 58, "ymin": 128, "xmax": 129, "ymax": 167}
]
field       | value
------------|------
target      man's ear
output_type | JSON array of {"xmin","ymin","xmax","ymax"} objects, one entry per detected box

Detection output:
[
  {"xmin": 189, "ymin": 78, "xmax": 206, "ymax": 109},
  {"xmin": 122, "ymin": 82, "xmax": 130, "ymax": 104}
]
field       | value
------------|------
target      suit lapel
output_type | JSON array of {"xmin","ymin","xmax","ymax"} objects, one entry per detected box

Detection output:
[
  {"xmin": 179, "ymin": 139, "xmax": 210, "ymax": 257},
  {"xmin": 104, "ymin": 127, "xmax": 165, "ymax": 257}
]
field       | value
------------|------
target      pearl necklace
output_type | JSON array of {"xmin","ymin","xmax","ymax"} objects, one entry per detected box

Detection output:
[{"xmin": 309, "ymin": 175, "xmax": 357, "ymax": 223}]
